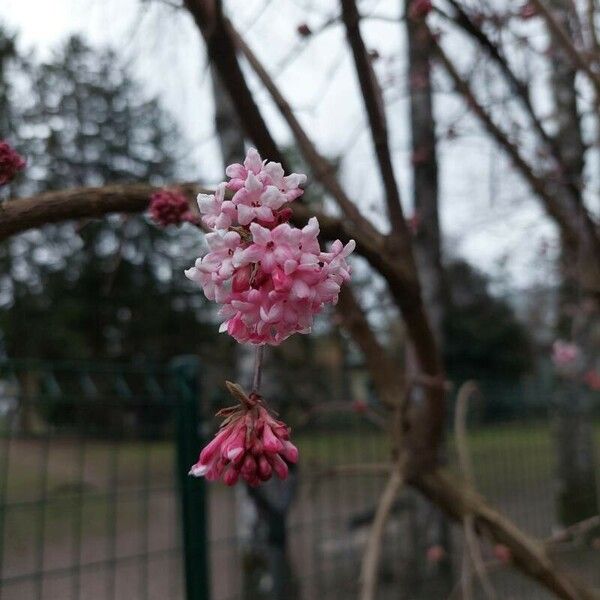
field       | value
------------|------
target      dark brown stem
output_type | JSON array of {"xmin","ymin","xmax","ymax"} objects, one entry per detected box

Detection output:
[
  {"xmin": 530, "ymin": 0, "xmax": 600, "ymax": 93},
  {"xmin": 339, "ymin": 0, "xmax": 408, "ymax": 239}
]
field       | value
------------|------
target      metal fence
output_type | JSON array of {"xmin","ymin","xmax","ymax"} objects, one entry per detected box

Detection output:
[
  {"xmin": 0, "ymin": 357, "xmax": 207, "ymax": 600},
  {"xmin": 0, "ymin": 359, "xmax": 598, "ymax": 600}
]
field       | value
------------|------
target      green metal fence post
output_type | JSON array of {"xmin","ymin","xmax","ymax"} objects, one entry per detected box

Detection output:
[{"xmin": 170, "ymin": 356, "xmax": 210, "ymax": 600}]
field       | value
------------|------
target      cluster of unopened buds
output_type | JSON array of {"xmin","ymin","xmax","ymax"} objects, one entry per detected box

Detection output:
[
  {"xmin": 185, "ymin": 148, "xmax": 355, "ymax": 346},
  {"xmin": 0, "ymin": 140, "xmax": 26, "ymax": 187},
  {"xmin": 189, "ymin": 382, "xmax": 298, "ymax": 486},
  {"xmin": 180, "ymin": 149, "xmax": 354, "ymax": 486},
  {"xmin": 149, "ymin": 188, "xmax": 200, "ymax": 227}
]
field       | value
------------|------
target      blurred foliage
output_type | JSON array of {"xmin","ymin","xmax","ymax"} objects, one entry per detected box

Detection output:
[
  {"xmin": 0, "ymin": 27, "xmax": 232, "ymax": 368},
  {"xmin": 444, "ymin": 259, "xmax": 534, "ymax": 420}
]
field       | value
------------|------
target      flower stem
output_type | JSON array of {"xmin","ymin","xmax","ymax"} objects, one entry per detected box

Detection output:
[{"xmin": 252, "ymin": 345, "xmax": 265, "ymax": 393}]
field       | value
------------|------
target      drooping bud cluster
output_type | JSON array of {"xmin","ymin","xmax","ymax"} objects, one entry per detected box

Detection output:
[
  {"xmin": 149, "ymin": 189, "xmax": 199, "ymax": 227},
  {"xmin": 189, "ymin": 382, "xmax": 298, "ymax": 486},
  {"xmin": 185, "ymin": 148, "xmax": 355, "ymax": 345},
  {"xmin": 0, "ymin": 140, "xmax": 26, "ymax": 186}
]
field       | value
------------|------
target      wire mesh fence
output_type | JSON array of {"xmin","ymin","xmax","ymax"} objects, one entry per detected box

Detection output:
[{"xmin": 0, "ymin": 359, "xmax": 598, "ymax": 600}]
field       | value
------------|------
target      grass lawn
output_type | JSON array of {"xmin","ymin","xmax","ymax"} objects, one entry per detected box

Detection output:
[{"xmin": 2, "ymin": 422, "xmax": 599, "ymax": 562}]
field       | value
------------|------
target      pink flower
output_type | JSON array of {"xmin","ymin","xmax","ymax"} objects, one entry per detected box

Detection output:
[
  {"xmin": 185, "ymin": 149, "xmax": 355, "ymax": 346},
  {"xmin": 189, "ymin": 384, "xmax": 298, "ymax": 487},
  {"xmin": 149, "ymin": 189, "xmax": 198, "ymax": 226},
  {"xmin": 197, "ymin": 183, "xmax": 236, "ymax": 230},
  {"xmin": 198, "ymin": 148, "xmax": 306, "ymax": 229},
  {"xmin": 184, "ymin": 231, "xmax": 243, "ymax": 302},
  {"xmin": 0, "ymin": 140, "xmax": 26, "ymax": 186},
  {"xmin": 551, "ymin": 340, "xmax": 580, "ymax": 368}
]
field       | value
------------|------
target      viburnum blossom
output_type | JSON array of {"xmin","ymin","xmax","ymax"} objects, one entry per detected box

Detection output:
[
  {"xmin": 0, "ymin": 140, "xmax": 26, "ymax": 186},
  {"xmin": 185, "ymin": 148, "xmax": 355, "ymax": 345},
  {"xmin": 149, "ymin": 189, "xmax": 199, "ymax": 227},
  {"xmin": 189, "ymin": 382, "xmax": 298, "ymax": 486},
  {"xmin": 187, "ymin": 149, "xmax": 354, "ymax": 486}
]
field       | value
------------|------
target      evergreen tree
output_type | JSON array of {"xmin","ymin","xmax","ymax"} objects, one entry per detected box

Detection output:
[{"xmin": 0, "ymin": 32, "xmax": 228, "ymax": 364}]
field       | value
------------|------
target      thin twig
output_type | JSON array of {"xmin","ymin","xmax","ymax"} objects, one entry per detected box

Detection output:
[
  {"xmin": 442, "ymin": 0, "xmax": 581, "ymax": 202},
  {"xmin": 454, "ymin": 381, "xmax": 497, "ymax": 600},
  {"xmin": 530, "ymin": 0, "xmax": 600, "ymax": 94},
  {"xmin": 229, "ymin": 24, "xmax": 383, "ymax": 242},
  {"xmin": 359, "ymin": 459, "xmax": 406, "ymax": 600},
  {"xmin": 545, "ymin": 515, "xmax": 600, "ymax": 546},
  {"xmin": 340, "ymin": 0, "xmax": 407, "ymax": 238},
  {"xmin": 251, "ymin": 345, "xmax": 264, "ymax": 393},
  {"xmin": 429, "ymin": 28, "xmax": 600, "ymax": 265}
]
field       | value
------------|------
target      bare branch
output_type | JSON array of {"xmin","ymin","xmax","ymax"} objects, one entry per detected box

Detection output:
[
  {"xmin": 229, "ymin": 24, "xmax": 382, "ymax": 243},
  {"xmin": 0, "ymin": 183, "xmax": 349, "ymax": 246},
  {"xmin": 340, "ymin": 0, "xmax": 409, "ymax": 238},
  {"xmin": 454, "ymin": 382, "xmax": 497, "ymax": 599},
  {"xmin": 336, "ymin": 286, "xmax": 404, "ymax": 410},
  {"xmin": 530, "ymin": 0, "xmax": 600, "ymax": 93},
  {"xmin": 183, "ymin": 0, "xmax": 284, "ymax": 167},
  {"xmin": 415, "ymin": 469, "xmax": 600, "ymax": 600},
  {"xmin": 359, "ymin": 460, "xmax": 406, "ymax": 600},
  {"xmin": 443, "ymin": 0, "xmax": 582, "ymax": 202},
  {"xmin": 0, "ymin": 183, "xmax": 201, "ymax": 242},
  {"xmin": 429, "ymin": 28, "xmax": 600, "ymax": 294}
]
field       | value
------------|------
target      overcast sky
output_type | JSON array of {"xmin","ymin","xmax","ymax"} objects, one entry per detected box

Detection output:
[{"xmin": 3, "ymin": 0, "xmax": 562, "ymax": 293}]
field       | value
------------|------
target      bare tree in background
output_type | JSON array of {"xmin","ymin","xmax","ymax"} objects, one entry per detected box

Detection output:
[
  {"xmin": 545, "ymin": 0, "xmax": 599, "ymax": 527},
  {"xmin": 405, "ymin": 5, "xmax": 453, "ymax": 596}
]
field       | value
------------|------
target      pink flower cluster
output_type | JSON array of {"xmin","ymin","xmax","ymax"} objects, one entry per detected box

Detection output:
[
  {"xmin": 189, "ymin": 390, "xmax": 298, "ymax": 486},
  {"xmin": 185, "ymin": 148, "xmax": 355, "ymax": 345},
  {"xmin": 149, "ymin": 189, "xmax": 199, "ymax": 227},
  {"xmin": 0, "ymin": 140, "xmax": 26, "ymax": 186}
]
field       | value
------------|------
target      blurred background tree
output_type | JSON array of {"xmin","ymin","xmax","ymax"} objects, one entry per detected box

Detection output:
[{"xmin": 0, "ymin": 27, "xmax": 230, "ymax": 366}]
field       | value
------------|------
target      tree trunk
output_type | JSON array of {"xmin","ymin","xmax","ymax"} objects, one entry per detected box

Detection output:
[
  {"xmin": 405, "ymin": 9, "xmax": 454, "ymax": 597},
  {"xmin": 547, "ymin": 0, "xmax": 599, "ymax": 528}
]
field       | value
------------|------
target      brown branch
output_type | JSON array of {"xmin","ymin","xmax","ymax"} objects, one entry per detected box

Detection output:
[
  {"xmin": 545, "ymin": 514, "xmax": 600, "ymax": 546},
  {"xmin": 415, "ymin": 469, "xmax": 600, "ymax": 600},
  {"xmin": 359, "ymin": 460, "xmax": 406, "ymax": 600},
  {"xmin": 0, "ymin": 183, "xmax": 201, "ymax": 242},
  {"xmin": 183, "ymin": 0, "xmax": 284, "ymax": 168},
  {"xmin": 429, "ymin": 29, "xmax": 600, "ymax": 295},
  {"xmin": 530, "ymin": 0, "xmax": 600, "ymax": 94},
  {"xmin": 336, "ymin": 286, "xmax": 404, "ymax": 410},
  {"xmin": 0, "ymin": 183, "xmax": 348, "ymax": 247},
  {"xmin": 454, "ymin": 382, "xmax": 497, "ymax": 599},
  {"xmin": 443, "ymin": 0, "xmax": 582, "ymax": 202},
  {"xmin": 340, "ymin": 0, "xmax": 409, "ymax": 238},
  {"xmin": 229, "ymin": 24, "xmax": 383, "ymax": 244}
]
